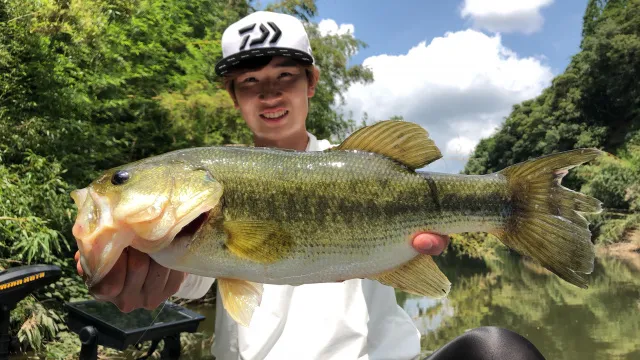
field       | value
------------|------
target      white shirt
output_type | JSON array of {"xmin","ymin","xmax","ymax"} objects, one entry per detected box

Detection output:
[{"xmin": 174, "ymin": 132, "xmax": 421, "ymax": 360}]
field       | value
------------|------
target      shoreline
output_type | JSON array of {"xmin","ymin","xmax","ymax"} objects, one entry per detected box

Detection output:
[
  {"xmin": 595, "ymin": 229, "xmax": 640, "ymax": 256},
  {"xmin": 595, "ymin": 230, "xmax": 640, "ymax": 271}
]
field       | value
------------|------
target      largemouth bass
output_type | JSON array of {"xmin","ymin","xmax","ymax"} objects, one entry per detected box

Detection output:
[{"xmin": 71, "ymin": 121, "xmax": 604, "ymax": 326}]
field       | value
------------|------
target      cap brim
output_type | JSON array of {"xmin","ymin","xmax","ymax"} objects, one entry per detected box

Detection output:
[{"xmin": 215, "ymin": 47, "xmax": 314, "ymax": 76}]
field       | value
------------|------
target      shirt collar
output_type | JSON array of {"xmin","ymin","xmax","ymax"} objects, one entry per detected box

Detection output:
[{"xmin": 305, "ymin": 132, "xmax": 319, "ymax": 151}]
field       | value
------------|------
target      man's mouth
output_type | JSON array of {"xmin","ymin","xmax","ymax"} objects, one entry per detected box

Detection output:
[{"xmin": 260, "ymin": 109, "xmax": 288, "ymax": 121}]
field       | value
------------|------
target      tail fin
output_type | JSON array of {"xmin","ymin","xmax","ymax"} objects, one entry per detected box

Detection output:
[{"xmin": 492, "ymin": 148, "xmax": 605, "ymax": 288}]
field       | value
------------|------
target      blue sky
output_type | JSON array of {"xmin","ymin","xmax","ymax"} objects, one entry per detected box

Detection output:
[
  {"xmin": 313, "ymin": 0, "xmax": 587, "ymax": 76},
  {"xmin": 259, "ymin": 0, "xmax": 590, "ymax": 173}
]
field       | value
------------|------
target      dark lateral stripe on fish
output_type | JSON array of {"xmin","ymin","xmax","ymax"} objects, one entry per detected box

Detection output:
[{"xmin": 424, "ymin": 176, "xmax": 442, "ymax": 214}]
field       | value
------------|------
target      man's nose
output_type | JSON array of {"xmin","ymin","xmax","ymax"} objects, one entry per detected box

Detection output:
[{"xmin": 259, "ymin": 80, "xmax": 282, "ymax": 100}]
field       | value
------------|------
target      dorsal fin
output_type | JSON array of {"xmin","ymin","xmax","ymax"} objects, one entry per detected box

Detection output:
[{"xmin": 334, "ymin": 120, "xmax": 442, "ymax": 169}]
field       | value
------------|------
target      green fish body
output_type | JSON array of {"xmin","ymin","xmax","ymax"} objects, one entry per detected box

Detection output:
[
  {"xmin": 152, "ymin": 146, "xmax": 505, "ymax": 286},
  {"xmin": 71, "ymin": 121, "xmax": 603, "ymax": 326}
]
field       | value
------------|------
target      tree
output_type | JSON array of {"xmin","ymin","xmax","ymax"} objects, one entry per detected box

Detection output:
[
  {"xmin": 0, "ymin": 0, "xmax": 373, "ymax": 354},
  {"xmin": 464, "ymin": 0, "xmax": 639, "ymax": 174},
  {"xmin": 463, "ymin": 0, "xmax": 639, "ymax": 244}
]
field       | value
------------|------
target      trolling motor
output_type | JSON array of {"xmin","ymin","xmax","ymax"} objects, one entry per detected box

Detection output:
[
  {"xmin": 0, "ymin": 264, "xmax": 62, "ymax": 360},
  {"xmin": 65, "ymin": 300, "xmax": 206, "ymax": 360},
  {"xmin": 0, "ymin": 264, "xmax": 206, "ymax": 359}
]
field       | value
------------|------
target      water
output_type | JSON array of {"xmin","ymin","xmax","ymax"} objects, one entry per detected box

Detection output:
[
  {"xmin": 407, "ymin": 250, "xmax": 640, "ymax": 360},
  {"xmin": 13, "ymin": 251, "xmax": 637, "ymax": 359},
  {"xmin": 177, "ymin": 250, "xmax": 640, "ymax": 360}
]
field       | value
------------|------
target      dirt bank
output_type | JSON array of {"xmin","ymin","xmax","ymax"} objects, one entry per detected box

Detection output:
[{"xmin": 596, "ymin": 229, "xmax": 640, "ymax": 271}]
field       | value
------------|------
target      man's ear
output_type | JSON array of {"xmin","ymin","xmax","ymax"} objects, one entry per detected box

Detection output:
[
  {"xmin": 223, "ymin": 78, "xmax": 240, "ymax": 108},
  {"xmin": 230, "ymin": 96, "xmax": 240, "ymax": 109},
  {"xmin": 307, "ymin": 66, "xmax": 320, "ymax": 98},
  {"xmin": 226, "ymin": 89, "xmax": 240, "ymax": 109}
]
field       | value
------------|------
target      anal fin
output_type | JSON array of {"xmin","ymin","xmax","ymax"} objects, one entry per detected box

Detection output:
[
  {"xmin": 370, "ymin": 255, "xmax": 451, "ymax": 298},
  {"xmin": 218, "ymin": 278, "xmax": 263, "ymax": 327}
]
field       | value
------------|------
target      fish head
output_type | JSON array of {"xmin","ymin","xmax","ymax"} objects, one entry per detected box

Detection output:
[{"xmin": 71, "ymin": 158, "xmax": 223, "ymax": 288}]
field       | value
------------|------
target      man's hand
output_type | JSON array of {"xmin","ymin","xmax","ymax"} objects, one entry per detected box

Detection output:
[
  {"xmin": 412, "ymin": 232, "xmax": 450, "ymax": 255},
  {"xmin": 75, "ymin": 248, "xmax": 186, "ymax": 312}
]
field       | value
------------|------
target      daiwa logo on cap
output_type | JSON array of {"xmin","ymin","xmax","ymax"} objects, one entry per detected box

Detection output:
[
  {"xmin": 215, "ymin": 11, "xmax": 315, "ymax": 76},
  {"xmin": 238, "ymin": 22, "xmax": 282, "ymax": 51}
]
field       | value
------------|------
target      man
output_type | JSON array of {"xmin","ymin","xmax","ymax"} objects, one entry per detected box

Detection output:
[{"xmin": 76, "ymin": 11, "xmax": 545, "ymax": 360}]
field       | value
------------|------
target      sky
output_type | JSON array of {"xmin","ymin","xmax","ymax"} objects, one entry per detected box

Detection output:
[{"xmin": 306, "ymin": 0, "xmax": 589, "ymax": 174}]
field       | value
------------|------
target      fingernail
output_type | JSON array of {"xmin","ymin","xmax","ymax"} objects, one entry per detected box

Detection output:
[{"xmin": 421, "ymin": 239, "xmax": 433, "ymax": 251}]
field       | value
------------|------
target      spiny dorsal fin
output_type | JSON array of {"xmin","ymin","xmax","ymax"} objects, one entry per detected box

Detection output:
[
  {"xmin": 335, "ymin": 120, "xmax": 442, "ymax": 169},
  {"xmin": 218, "ymin": 278, "xmax": 263, "ymax": 327},
  {"xmin": 224, "ymin": 220, "xmax": 294, "ymax": 264},
  {"xmin": 370, "ymin": 254, "xmax": 451, "ymax": 298}
]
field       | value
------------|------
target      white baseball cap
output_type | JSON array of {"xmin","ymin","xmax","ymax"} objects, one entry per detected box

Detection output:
[{"xmin": 215, "ymin": 11, "xmax": 315, "ymax": 76}]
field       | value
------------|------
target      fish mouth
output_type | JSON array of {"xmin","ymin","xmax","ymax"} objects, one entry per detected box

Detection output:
[
  {"xmin": 73, "ymin": 186, "xmax": 223, "ymax": 289},
  {"xmin": 174, "ymin": 210, "xmax": 211, "ymax": 241}
]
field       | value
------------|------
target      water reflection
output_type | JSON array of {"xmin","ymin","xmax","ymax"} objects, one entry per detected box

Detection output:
[
  {"xmin": 403, "ymin": 297, "xmax": 454, "ymax": 334},
  {"xmin": 404, "ymin": 250, "xmax": 640, "ymax": 360},
  {"xmin": 99, "ymin": 250, "xmax": 639, "ymax": 359}
]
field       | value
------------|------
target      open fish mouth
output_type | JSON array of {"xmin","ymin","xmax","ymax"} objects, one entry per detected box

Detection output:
[
  {"xmin": 174, "ymin": 210, "xmax": 211, "ymax": 241},
  {"xmin": 72, "ymin": 186, "xmax": 222, "ymax": 288}
]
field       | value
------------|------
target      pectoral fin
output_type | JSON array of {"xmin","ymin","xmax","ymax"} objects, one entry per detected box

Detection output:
[
  {"xmin": 218, "ymin": 278, "xmax": 263, "ymax": 327},
  {"xmin": 224, "ymin": 220, "xmax": 294, "ymax": 264},
  {"xmin": 370, "ymin": 255, "xmax": 451, "ymax": 298}
]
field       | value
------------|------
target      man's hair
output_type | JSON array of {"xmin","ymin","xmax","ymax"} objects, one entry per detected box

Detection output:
[{"xmin": 222, "ymin": 57, "xmax": 320, "ymax": 104}]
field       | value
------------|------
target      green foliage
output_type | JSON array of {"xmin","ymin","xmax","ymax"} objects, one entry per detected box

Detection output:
[
  {"xmin": 305, "ymin": 23, "xmax": 374, "ymax": 142},
  {"xmin": 582, "ymin": 0, "xmax": 606, "ymax": 39},
  {"xmin": 463, "ymin": 0, "xmax": 639, "ymax": 245},
  {"xmin": 44, "ymin": 330, "xmax": 81, "ymax": 360},
  {"xmin": 0, "ymin": 0, "xmax": 252, "ymax": 188},
  {"xmin": 578, "ymin": 145, "xmax": 640, "ymax": 210},
  {"xmin": 448, "ymin": 233, "xmax": 500, "ymax": 261},
  {"xmin": 0, "ymin": 151, "xmax": 74, "ymax": 264},
  {"xmin": 465, "ymin": 0, "xmax": 640, "ymax": 177},
  {"xmin": 10, "ymin": 296, "xmax": 64, "ymax": 353},
  {"xmin": 0, "ymin": 0, "xmax": 374, "ymax": 355},
  {"xmin": 264, "ymin": 0, "xmax": 316, "ymax": 22}
]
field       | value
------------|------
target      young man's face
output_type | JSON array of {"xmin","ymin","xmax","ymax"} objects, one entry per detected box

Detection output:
[{"xmin": 231, "ymin": 56, "xmax": 317, "ymax": 143}]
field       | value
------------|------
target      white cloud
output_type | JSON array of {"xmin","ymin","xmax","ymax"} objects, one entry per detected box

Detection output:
[
  {"xmin": 446, "ymin": 136, "xmax": 477, "ymax": 156},
  {"xmin": 340, "ymin": 29, "xmax": 553, "ymax": 173},
  {"xmin": 317, "ymin": 19, "xmax": 355, "ymax": 37},
  {"xmin": 460, "ymin": 0, "xmax": 554, "ymax": 34}
]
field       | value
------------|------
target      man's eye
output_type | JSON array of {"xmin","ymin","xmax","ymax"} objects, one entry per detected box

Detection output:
[
  {"xmin": 279, "ymin": 72, "xmax": 293, "ymax": 78},
  {"xmin": 242, "ymin": 77, "xmax": 257, "ymax": 83}
]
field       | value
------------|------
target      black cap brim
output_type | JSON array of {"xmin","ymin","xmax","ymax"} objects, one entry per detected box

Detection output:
[{"xmin": 215, "ymin": 47, "xmax": 314, "ymax": 76}]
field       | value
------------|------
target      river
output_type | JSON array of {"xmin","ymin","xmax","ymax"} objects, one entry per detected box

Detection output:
[
  {"xmin": 404, "ymin": 250, "xmax": 640, "ymax": 360},
  {"xmin": 176, "ymin": 249, "xmax": 640, "ymax": 360},
  {"xmin": 16, "ymin": 250, "xmax": 635, "ymax": 359}
]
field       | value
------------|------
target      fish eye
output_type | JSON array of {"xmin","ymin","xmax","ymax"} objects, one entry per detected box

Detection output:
[{"xmin": 111, "ymin": 170, "xmax": 130, "ymax": 185}]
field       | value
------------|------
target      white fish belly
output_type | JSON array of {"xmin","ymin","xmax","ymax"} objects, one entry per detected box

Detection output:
[{"xmin": 151, "ymin": 239, "xmax": 418, "ymax": 285}]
